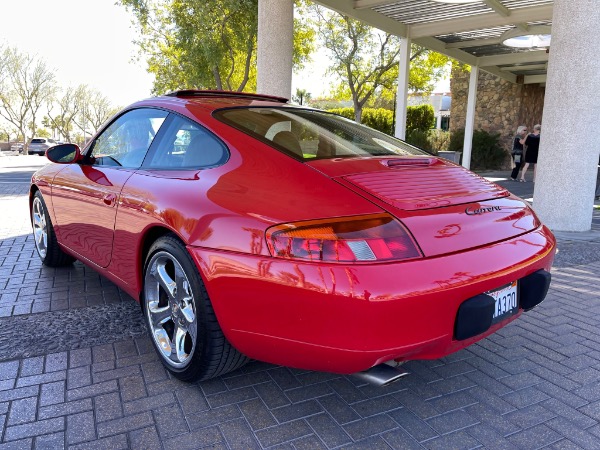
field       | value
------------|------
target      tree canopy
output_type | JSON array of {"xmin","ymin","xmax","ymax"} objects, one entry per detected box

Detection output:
[
  {"xmin": 0, "ymin": 45, "xmax": 119, "ymax": 146},
  {"xmin": 0, "ymin": 46, "xmax": 56, "ymax": 146},
  {"xmin": 309, "ymin": 4, "xmax": 450, "ymax": 122},
  {"xmin": 119, "ymin": 0, "xmax": 314, "ymax": 95}
]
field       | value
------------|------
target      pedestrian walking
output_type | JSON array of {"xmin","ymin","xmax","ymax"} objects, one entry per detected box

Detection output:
[
  {"xmin": 519, "ymin": 124, "xmax": 541, "ymax": 182},
  {"xmin": 510, "ymin": 125, "xmax": 527, "ymax": 181}
]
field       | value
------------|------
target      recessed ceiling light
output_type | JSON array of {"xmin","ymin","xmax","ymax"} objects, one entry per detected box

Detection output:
[
  {"xmin": 503, "ymin": 34, "xmax": 551, "ymax": 48},
  {"xmin": 501, "ymin": 26, "xmax": 552, "ymax": 49}
]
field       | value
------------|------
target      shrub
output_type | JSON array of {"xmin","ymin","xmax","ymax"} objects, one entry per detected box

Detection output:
[
  {"xmin": 326, "ymin": 106, "xmax": 437, "ymax": 137},
  {"xmin": 362, "ymin": 108, "xmax": 394, "ymax": 135},
  {"xmin": 326, "ymin": 107, "xmax": 354, "ymax": 121},
  {"xmin": 449, "ymin": 128, "xmax": 507, "ymax": 170},
  {"xmin": 406, "ymin": 130, "xmax": 433, "ymax": 152},
  {"xmin": 406, "ymin": 104, "xmax": 435, "ymax": 132},
  {"xmin": 326, "ymin": 107, "xmax": 394, "ymax": 135},
  {"xmin": 428, "ymin": 129, "xmax": 451, "ymax": 153},
  {"xmin": 326, "ymin": 106, "xmax": 449, "ymax": 154}
]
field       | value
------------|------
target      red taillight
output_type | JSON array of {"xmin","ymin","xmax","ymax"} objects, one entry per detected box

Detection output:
[{"xmin": 266, "ymin": 214, "xmax": 422, "ymax": 263}]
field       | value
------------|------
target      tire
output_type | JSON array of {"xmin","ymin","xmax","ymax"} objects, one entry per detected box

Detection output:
[
  {"xmin": 31, "ymin": 191, "xmax": 75, "ymax": 267},
  {"xmin": 143, "ymin": 234, "xmax": 248, "ymax": 381}
]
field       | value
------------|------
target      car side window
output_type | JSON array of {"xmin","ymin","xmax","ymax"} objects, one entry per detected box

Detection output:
[
  {"xmin": 89, "ymin": 108, "xmax": 168, "ymax": 168},
  {"xmin": 145, "ymin": 115, "xmax": 227, "ymax": 169}
]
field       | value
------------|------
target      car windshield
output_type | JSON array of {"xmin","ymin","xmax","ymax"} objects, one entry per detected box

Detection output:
[
  {"xmin": 31, "ymin": 139, "xmax": 46, "ymax": 144},
  {"xmin": 214, "ymin": 107, "xmax": 428, "ymax": 161}
]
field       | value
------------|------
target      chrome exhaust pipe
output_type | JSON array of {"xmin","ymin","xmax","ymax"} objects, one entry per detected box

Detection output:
[{"xmin": 352, "ymin": 363, "xmax": 409, "ymax": 387}]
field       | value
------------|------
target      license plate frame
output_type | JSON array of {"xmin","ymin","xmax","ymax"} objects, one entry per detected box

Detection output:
[{"xmin": 488, "ymin": 281, "xmax": 519, "ymax": 324}]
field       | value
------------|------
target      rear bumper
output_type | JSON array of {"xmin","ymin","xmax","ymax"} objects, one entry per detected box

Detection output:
[{"xmin": 189, "ymin": 225, "xmax": 556, "ymax": 374}]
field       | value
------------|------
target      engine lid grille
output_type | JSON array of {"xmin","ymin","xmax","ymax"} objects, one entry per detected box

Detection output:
[{"xmin": 344, "ymin": 165, "xmax": 507, "ymax": 211}]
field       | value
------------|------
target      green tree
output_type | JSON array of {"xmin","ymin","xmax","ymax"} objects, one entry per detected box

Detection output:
[
  {"xmin": 0, "ymin": 123, "xmax": 18, "ymax": 143},
  {"xmin": 0, "ymin": 46, "xmax": 56, "ymax": 151},
  {"xmin": 34, "ymin": 128, "xmax": 51, "ymax": 138},
  {"xmin": 293, "ymin": 88, "xmax": 312, "ymax": 105},
  {"xmin": 45, "ymin": 85, "xmax": 117, "ymax": 143},
  {"xmin": 309, "ymin": 5, "xmax": 450, "ymax": 122},
  {"xmin": 310, "ymin": 5, "xmax": 400, "ymax": 123},
  {"xmin": 45, "ymin": 85, "xmax": 84, "ymax": 143},
  {"xmin": 119, "ymin": 0, "xmax": 314, "ymax": 94}
]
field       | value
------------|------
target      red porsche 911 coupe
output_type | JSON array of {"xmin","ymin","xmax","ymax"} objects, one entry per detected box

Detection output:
[{"xmin": 30, "ymin": 90, "xmax": 555, "ymax": 384}]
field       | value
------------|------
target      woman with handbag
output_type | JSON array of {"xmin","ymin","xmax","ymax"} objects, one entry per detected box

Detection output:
[
  {"xmin": 520, "ymin": 124, "xmax": 541, "ymax": 182},
  {"xmin": 510, "ymin": 125, "xmax": 527, "ymax": 181}
]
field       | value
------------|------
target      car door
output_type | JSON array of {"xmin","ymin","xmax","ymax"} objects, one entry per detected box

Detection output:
[{"xmin": 51, "ymin": 108, "xmax": 168, "ymax": 267}]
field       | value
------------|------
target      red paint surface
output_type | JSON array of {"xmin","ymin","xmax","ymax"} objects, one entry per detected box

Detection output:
[{"xmin": 30, "ymin": 92, "xmax": 556, "ymax": 374}]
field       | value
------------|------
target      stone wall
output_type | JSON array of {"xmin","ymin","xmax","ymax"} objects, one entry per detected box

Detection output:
[
  {"xmin": 450, "ymin": 66, "xmax": 546, "ymax": 156},
  {"xmin": 518, "ymin": 83, "xmax": 546, "ymax": 129}
]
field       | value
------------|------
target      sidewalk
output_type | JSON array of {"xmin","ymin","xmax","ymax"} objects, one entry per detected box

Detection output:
[
  {"xmin": 479, "ymin": 170, "xmax": 600, "ymax": 268},
  {"xmin": 0, "ymin": 158, "xmax": 599, "ymax": 449}
]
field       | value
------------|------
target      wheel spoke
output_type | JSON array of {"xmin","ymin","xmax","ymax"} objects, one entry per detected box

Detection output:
[
  {"xmin": 180, "ymin": 280, "xmax": 195, "ymax": 323},
  {"xmin": 155, "ymin": 261, "xmax": 177, "ymax": 299},
  {"xmin": 148, "ymin": 301, "xmax": 171, "ymax": 328},
  {"xmin": 153, "ymin": 328, "xmax": 172, "ymax": 357},
  {"xmin": 174, "ymin": 265, "xmax": 190, "ymax": 302},
  {"xmin": 173, "ymin": 325, "xmax": 189, "ymax": 363}
]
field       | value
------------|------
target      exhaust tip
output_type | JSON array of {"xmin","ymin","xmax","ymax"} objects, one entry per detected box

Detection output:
[{"xmin": 352, "ymin": 363, "xmax": 409, "ymax": 387}]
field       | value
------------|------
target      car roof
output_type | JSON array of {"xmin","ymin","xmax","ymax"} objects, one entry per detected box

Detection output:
[{"xmin": 133, "ymin": 90, "xmax": 297, "ymax": 113}]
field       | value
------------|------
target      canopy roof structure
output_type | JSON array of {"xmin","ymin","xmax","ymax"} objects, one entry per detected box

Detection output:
[{"xmin": 313, "ymin": 0, "xmax": 553, "ymax": 84}]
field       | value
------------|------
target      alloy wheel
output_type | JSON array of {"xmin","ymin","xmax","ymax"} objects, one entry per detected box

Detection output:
[
  {"xmin": 144, "ymin": 251, "xmax": 197, "ymax": 368},
  {"xmin": 32, "ymin": 197, "xmax": 48, "ymax": 259}
]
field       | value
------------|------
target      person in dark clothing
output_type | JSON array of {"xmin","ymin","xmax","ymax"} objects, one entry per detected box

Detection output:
[
  {"xmin": 510, "ymin": 125, "xmax": 527, "ymax": 181},
  {"xmin": 519, "ymin": 124, "xmax": 541, "ymax": 182}
]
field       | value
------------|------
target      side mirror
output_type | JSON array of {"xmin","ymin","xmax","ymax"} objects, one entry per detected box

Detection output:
[{"xmin": 46, "ymin": 144, "xmax": 83, "ymax": 164}]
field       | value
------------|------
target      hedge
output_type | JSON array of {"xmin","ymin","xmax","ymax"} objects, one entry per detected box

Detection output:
[
  {"xmin": 326, "ymin": 104, "xmax": 435, "ymax": 136},
  {"xmin": 448, "ymin": 128, "xmax": 508, "ymax": 170}
]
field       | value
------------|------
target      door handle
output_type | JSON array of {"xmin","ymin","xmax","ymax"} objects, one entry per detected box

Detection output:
[{"xmin": 103, "ymin": 193, "xmax": 117, "ymax": 206}]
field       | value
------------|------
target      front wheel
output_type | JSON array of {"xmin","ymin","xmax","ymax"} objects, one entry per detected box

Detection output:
[
  {"xmin": 143, "ymin": 235, "xmax": 248, "ymax": 381},
  {"xmin": 31, "ymin": 191, "xmax": 75, "ymax": 267}
]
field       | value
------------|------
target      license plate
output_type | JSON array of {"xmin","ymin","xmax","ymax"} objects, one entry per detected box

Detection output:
[{"xmin": 488, "ymin": 281, "xmax": 518, "ymax": 323}]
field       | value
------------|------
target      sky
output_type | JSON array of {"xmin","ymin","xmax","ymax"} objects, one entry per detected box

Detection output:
[
  {"xmin": 0, "ymin": 0, "xmax": 450, "ymax": 108},
  {"xmin": 0, "ymin": 0, "xmax": 154, "ymax": 107}
]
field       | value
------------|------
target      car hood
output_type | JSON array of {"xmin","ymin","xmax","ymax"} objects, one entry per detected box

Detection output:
[{"xmin": 306, "ymin": 156, "xmax": 539, "ymax": 257}]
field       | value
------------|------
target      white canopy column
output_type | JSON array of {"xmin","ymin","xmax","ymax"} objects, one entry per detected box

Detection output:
[
  {"xmin": 534, "ymin": 0, "xmax": 600, "ymax": 231},
  {"xmin": 257, "ymin": 0, "xmax": 294, "ymax": 99},
  {"xmin": 461, "ymin": 66, "xmax": 478, "ymax": 170},
  {"xmin": 394, "ymin": 37, "xmax": 411, "ymax": 140}
]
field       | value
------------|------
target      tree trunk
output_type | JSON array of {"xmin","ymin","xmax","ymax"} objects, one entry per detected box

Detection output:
[{"xmin": 213, "ymin": 67, "xmax": 223, "ymax": 90}]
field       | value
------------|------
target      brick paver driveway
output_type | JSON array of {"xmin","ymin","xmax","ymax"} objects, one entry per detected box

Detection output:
[{"xmin": 1, "ymin": 155, "xmax": 600, "ymax": 449}]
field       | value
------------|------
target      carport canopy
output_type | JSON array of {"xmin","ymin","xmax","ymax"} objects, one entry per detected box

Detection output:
[{"xmin": 256, "ymin": 0, "xmax": 600, "ymax": 233}]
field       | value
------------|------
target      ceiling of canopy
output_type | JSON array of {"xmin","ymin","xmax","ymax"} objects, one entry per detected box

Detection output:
[{"xmin": 313, "ymin": 0, "xmax": 553, "ymax": 84}]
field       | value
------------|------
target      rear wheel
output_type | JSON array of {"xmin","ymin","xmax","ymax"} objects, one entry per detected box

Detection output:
[
  {"xmin": 143, "ymin": 235, "xmax": 248, "ymax": 381},
  {"xmin": 31, "ymin": 191, "xmax": 75, "ymax": 267}
]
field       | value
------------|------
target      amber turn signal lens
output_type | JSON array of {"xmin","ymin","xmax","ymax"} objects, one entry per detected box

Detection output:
[{"xmin": 266, "ymin": 214, "xmax": 422, "ymax": 263}]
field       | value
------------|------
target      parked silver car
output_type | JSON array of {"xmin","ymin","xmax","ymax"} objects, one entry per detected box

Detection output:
[
  {"xmin": 27, "ymin": 138, "xmax": 57, "ymax": 156},
  {"xmin": 10, "ymin": 143, "xmax": 25, "ymax": 154}
]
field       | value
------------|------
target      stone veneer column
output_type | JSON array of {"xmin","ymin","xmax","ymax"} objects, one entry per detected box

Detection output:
[
  {"xmin": 257, "ymin": 0, "xmax": 294, "ymax": 99},
  {"xmin": 534, "ymin": 0, "xmax": 600, "ymax": 231}
]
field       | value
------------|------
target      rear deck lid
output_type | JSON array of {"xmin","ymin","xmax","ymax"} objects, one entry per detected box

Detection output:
[{"xmin": 308, "ymin": 157, "xmax": 508, "ymax": 211}]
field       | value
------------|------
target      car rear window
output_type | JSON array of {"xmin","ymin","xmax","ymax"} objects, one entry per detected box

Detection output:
[
  {"xmin": 214, "ymin": 107, "xmax": 427, "ymax": 161},
  {"xmin": 31, "ymin": 139, "xmax": 46, "ymax": 144}
]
